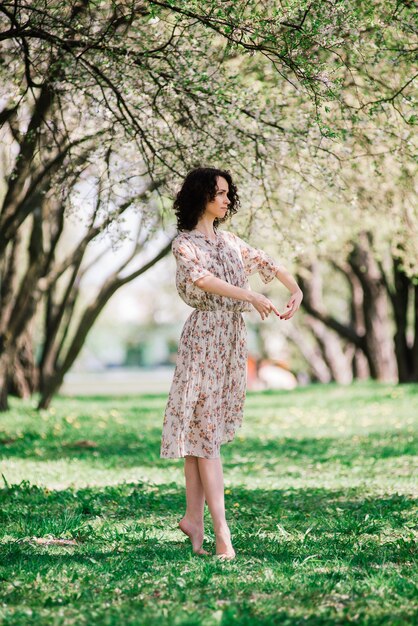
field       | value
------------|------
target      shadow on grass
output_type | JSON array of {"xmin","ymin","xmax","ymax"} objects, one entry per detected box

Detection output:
[
  {"xmin": 1, "ymin": 480, "xmax": 416, "ymax": 569},
  {"xmin": 1, "ymin": 426, "xmax": 416, "ymax": 469}
]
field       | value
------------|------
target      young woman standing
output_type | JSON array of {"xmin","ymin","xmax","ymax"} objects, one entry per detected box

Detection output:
[{"xmin": 160, "ymin": 167, "xmax": 303, "ymax": 559}]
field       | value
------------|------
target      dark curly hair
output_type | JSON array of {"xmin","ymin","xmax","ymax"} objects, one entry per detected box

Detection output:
[{"xmin": 174, "ymin": 167, "xmax": 240, "ymax": 231}]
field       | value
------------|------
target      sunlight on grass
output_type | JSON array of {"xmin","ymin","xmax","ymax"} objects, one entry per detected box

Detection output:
[{"xmin": 0, "ymin": 382, "xmax": 417, "ymax": 625}]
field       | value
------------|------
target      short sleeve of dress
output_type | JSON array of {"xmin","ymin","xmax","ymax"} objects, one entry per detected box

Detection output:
[
  {"xmin": 172, "ymin": 237, "xmax": 214, "ymax": 285},
  {"xmin": 233, "ymin": 234, "xmax": 280, "ymax": 284}
]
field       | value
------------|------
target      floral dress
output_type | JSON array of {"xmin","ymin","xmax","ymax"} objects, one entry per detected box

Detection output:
[{"xmin": 160, "ymin": 228, "xmax": 280, "ymax": 459}]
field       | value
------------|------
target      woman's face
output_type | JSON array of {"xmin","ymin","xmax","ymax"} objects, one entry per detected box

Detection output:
[{"xmin": 204, "ymin": 176, "xmax": 231, "ymax": 220}]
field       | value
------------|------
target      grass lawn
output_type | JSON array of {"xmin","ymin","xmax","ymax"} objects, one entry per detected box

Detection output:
[{"xmin": 0, "ymin": 381, "xmax": 417, "ymax": 625}]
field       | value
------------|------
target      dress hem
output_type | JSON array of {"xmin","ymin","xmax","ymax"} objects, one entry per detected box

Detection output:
[{"xmin": 160, "ymin": 428, "xmax": 240, "ymax": 460}]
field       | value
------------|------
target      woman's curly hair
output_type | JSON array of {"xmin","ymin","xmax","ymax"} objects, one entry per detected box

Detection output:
[{"xmin": 174, "ymin": 167, "xmax": 240, "ymax": 231}]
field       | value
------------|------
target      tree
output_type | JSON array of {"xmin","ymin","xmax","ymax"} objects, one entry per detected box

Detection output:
[
  {"xmin": 0, "ymin": 1, "xmax": 416, "ymax": 409},
  {"xmin": 36, "ymin": 160, "xmax": 173, "ymax": 409}
]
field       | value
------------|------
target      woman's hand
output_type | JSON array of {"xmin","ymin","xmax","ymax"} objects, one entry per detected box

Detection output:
[
  {"xmin": 249, "ymin": 292, "xmax": 281, "ymax": 321},
  {"xmin": 249, "ymin": 288, "xmax": 303, "ymax": 321},
  {"xmin": 279, "ymin": 288, "xmax": 303, "ymax": 320}
]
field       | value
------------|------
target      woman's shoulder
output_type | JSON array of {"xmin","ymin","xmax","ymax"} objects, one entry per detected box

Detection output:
[
  {"xmin": 219, "ymin": 229, "xmax": 237, "ymax": 240},
  {"xmin": 220, "ymin": 229, "xmax": 244, "ymax": 245},
  {"xmin": 173, "ymin": 230, "xmax": 192, "ymax": 244},
  {"xmin": 171, "ymin": 231, "xmax": 197, "ymax": 255}
]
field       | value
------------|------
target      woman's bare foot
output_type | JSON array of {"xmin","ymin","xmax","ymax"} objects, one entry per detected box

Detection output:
[
  {"xmin": 214, "ymin": 525, "xmax": 236, "ymax": 560},
  {"xmin": 178, "ymin": 517, "xmax": 210, "ymax": 555}
]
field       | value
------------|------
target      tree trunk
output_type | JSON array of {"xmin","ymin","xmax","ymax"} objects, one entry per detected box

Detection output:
[
  {"xmin": 9, "ymin": 328, "xmax": 38, "ymax": 398},
  {"xmin": 346, "ymin": 268, "xmax": 370, "ymax": 380},
  {"xmin": 388, "ymin": 258, "xmax": 418, "ymax": 382},
  {"xmin": 412, "ymin": 283, "xmax": 418, "ymax": 381},
  {"xmin": 0, "ymin": 82, "xmax": 55, "ymax": 256},
  {"xmin": 0, "ymin": 353, "xmax": 11, "ymax": 411},
  {"xmin": 304, "ymin": 316, "xmax": 353, "ymax": 384},
  {"xmin": 348, "ymin": 232, "xmax": 397, "ymax": 381},
  {"xmin": 297, "ymin": 261, "xmax": 356, "ymax": 383},
  {"xmin": 0, "ymin": 346, "xmax": 20, "ymax": 410},
  {"xmin": 0, "ymin": 205, "xmax": 49, "ymax": 411},
  {"xmin": 38, "ymin": 372, "xmax": 65, "ymax": 410},
  {"xmin": 282, "ymin": 323, "xmax": 332, "ymax": 383}
]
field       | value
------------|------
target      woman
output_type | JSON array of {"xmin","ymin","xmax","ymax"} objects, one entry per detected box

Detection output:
[{"xmin": 160, "ymin": 167, "xmax": 303, "ymax": 560}]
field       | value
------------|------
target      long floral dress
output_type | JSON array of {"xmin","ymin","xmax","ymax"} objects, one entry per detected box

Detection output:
[{"xmin": 160, "ymin": 228, "xmax": 280, "ymax": 459}]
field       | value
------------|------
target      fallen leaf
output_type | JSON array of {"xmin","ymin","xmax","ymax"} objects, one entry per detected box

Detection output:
[
  {"xmin": 30, "ymin": 537, "xmax": 78, "ymax": 546},
  {"xmin": 0, "ymin": 437, "xmax": 18, "ymax": 445},
  {"xmin": 64, "ymin": 440, "xmax": 98, "ymax": 449}
]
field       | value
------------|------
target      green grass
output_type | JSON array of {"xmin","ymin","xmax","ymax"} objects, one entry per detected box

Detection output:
[{"xmin": 0, "ymin": 381, "xmax": 417, "ymax": 625}]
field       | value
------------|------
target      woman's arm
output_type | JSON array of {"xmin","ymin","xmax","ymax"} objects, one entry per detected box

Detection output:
[
  {"xmin": 275, "ymin": 264, "xmax": 301, "ymax": 294},
  {"xmin": 227, "ymin": 233, "xmax": 302, "ymax": 320},
  {"xmin": 195, "ymin": 265, "xmax": 303, "ymax": 321},
  {"xmin": 274, "ymin": 265, "xmax": 303, "ymax": 320},
  {"xmin": 195, "ymin": 275, "xmax": 281, "ymax": 321}
]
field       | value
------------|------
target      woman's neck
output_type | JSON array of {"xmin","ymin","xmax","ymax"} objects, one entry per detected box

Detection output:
[{"xmin": 193, "ymin": 217, "xmax": 216, "ymax": 238}]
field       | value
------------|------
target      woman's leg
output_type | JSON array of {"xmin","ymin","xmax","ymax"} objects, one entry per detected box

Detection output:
[
  {"xmin": 198, "ymin": 457, "xmax": 235, "ymax": 559},
  {"xmin": 178, "ymin": 455, "xmax": 209, "ymax": 555}
]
